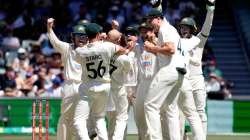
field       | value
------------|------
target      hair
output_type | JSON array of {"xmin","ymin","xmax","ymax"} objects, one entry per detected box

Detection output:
[{"xmin": 87, "ymin": 32, "xmax": 99, "ymax": 39}]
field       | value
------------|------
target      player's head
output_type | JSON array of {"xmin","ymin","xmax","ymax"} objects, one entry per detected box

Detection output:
[
  {"xmin": 85, "ymin": 23, "xmax": 103, "ymax": 42},
  {"xmin": 179, "ymin": 17, "xmax": 197, "ymax": 38},
  {"xmin": 125, "ymin": 25, "xmax": 139, "ymax": 42},
  {"xmin": 107, "ymin": 29, "xmax": 122, "ymax": 45},
  {"xmin": 71, "ymin": 24, "xmax": 88, "ymax": 48},
  {"xmin": 138, "ymin": 22, "xmax": 154, "ymax": 41},
  {"xmin": 144, "ymin": 9, "xmax": 164, "ymax": 33}
]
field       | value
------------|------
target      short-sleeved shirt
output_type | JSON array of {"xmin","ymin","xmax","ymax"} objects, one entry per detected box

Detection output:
[
  {"xmin": 157, "ymin": 19, "xmax": 185, "ymax": 70},
  {"xmin": 135, "ymin": 45, "xmax": 159, "ymax": 81},
  {"xmin": 110, "ymin": 54, "xmax": 131, "ymax": 88},
  {"xmin": 75, "ymin": 41, "xmax": 117, "ymax": 85}
]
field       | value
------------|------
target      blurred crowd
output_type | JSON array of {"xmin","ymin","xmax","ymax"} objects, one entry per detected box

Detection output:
[
  {"xmin": 202, "ymin": 45, "xmax": 234, "ymax": 99},
  {"xmin": 0, "ymin": 0, "xmax": 232, "ymax": 99}
]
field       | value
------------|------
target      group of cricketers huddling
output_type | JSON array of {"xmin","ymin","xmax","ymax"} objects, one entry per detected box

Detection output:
[{"xmin": 46, "ymin": 0, "xmax": 216, "ymax": 140}]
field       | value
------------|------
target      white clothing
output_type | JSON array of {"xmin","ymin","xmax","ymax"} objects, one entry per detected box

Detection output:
[
  {"xmin": 48, "ymin": 30, "xmax": 82, "ymax": 140},
  {"xmin": 188, "ymin": 6, "xmax": 215, "ymax": 138},
  {"xmin": 188, "ymin": 7, "xmax": 215, "ymax": 77},
  {"xmin": 109, "ymin": 54, "xmax": 131, "ymax": 140},
  {"xmin": 144, "ymin": 19, "xmax": 185, "ymax": 140},
  {"xmin": 134, "ymin": 46, "xmax": 159, "ymax": 140},
  {"xmin": 47, "ymin": 30, "xmax": 82, "ymax": 83},
  {"xmin": 178, "ymin": 77, "xmax": 205, "ymax": 140},
  {"xmin": 75, "ymin": 41, "xmax": 118, "ymax": 140},
  {"xmin": 57, "ymin": 81, "xmax": 81, "ymax": 140}
]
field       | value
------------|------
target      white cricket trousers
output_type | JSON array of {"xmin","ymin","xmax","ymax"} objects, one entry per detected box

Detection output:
[
  {"xmin": 135, "ymin": 79, "xmax": 176, "ymax": 140},
  {"xmin": 178, "ymin": 77, "xmax": 205, "ymax": 140},
  {"xmin": 189, "ymin": 75, "xmax": 207, "ymax": 138},
  {"xmin": 57, "ymin": 81, "xmax": 81, "ymax": 140},
  {"xmin": 108, "ymin": 86, "xmax": 128, "ymax": 140},
  {"xmin": 160, "ymin": 100, "xmax": 180, "ymax": 140},
  {"xmin": 123, "ymin": 86, "xmax": 136, "ymax": 140},
  {"xmin": 74, "ymin": 83, "xmax": 110, "ymax": 140},
  {"xmin": 144, "ymin": 67, "xmax": 184, "ymax": 140},
  {"xmin": 134, "ymin": 80, "xmax": 151, "ymax": 140}
]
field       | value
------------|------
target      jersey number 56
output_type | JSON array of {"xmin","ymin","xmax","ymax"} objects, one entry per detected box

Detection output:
[{"xmin": 86, "ymin": 60, "xmax": 106, "ymax": 79}]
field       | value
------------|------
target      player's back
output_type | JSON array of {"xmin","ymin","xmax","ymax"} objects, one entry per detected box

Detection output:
[
  {"xmin": 110, "ymin": 54, "xmax": 131, "ymax": 88},
  {"xmin": 76, "ymin": 41, "xmax": 116, "ymax": 85}
]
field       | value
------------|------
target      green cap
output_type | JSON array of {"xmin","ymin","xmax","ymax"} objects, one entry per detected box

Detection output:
[
  {"xmin": 138, "ymin": 22, "xmax": 154, "ymax": 31},
  {"xmin": 72, "ymin": 24, "xmax": 87, "ymax": 34},
  {"xmin": 144, "ymin": 9, "xmax": 163, "ymax": 19},
  {"xmin": 125, "ymin": 25, "xmax": 139, "ymax": 36},
  {"xmin": 86, "ymin": 23, "xmax": 103, "ymax": 37},
  {"xmin": 180, "ymin": 17, "xmax": 197, "ymax": 32}
]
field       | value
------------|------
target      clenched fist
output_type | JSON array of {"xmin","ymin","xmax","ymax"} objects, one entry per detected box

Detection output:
[
  {"xmin": 47, "ymin": 18, "xmax": 55, "ymax": 31},
  {"xmin": 208, "ymin": 0, "xmax": 215, "ymax": 4},
  {"xmin": 112, "ymin": 20, "xmax": 119, "ymax": 30}
]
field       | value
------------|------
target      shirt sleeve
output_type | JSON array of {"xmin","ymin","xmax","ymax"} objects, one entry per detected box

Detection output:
[
  {"xmin": 159, "ymin": 21, "xmax": 180, "ymax": 46},
  {"xmin": 102, "ymin": 42, "xmax": 117, "ymax": 57},
  {"xmin": 120, "ymin": 55, "xmax": 131, "ymax": 74},
  {"xmin": 197, "ymin": 5, "xmax": 215, "ymax": 48},
  {"xmin": 75, "ymin": 48, "xmax": 84, "ymax": 64},
  {"xmin": 47, "ymin": 30, "xmax": 69, "ymax": 54}
]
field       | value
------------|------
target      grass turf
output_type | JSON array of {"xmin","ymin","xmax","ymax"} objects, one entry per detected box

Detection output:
[
  {"xmin": 1, "ymin": 134, "xmax": 250, "ymax": 140},
  {"xmin": 0, "ymin": 135, "xmax": 136, "ymax": 140}
]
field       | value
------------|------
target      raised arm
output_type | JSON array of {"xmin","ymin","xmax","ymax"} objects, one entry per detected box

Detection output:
[
  {"xmin": 197, "ymin": 0, "xmax": 215, "ymax": 47},
  {"xmin": 47, "ymin": 18, "xmax": 69, "ymax": 54}
]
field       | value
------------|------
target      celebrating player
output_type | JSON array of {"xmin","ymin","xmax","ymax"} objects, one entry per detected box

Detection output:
[
  {"xmin": 107, "ymin": 29, "xmax": 131, "ymax": 140},
  {"xmin": 143, "ymin": 9, "xmax": 186, "ymax": 140},
  {"xmin": 134, "ymin": 22, "xmax": 159, "ymax": 140},
  {"xmin": 179, "ymin": 0, "xmax": 216, "ymax": 138},
  {"xmin": 74, "ymin": 23, "xmax": 129, "ymax": 140},
  {"xmin": 47, "ymin": 18, "xmax": 88, "ymax": 140}
]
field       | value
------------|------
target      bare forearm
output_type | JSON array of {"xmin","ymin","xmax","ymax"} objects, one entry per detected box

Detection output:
[{"xmin": 148, "ymin": 42, "xmax": 175, "ymax": 55}]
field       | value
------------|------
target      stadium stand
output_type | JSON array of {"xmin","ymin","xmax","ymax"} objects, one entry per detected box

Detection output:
[{"xmin": 208, "ymin": 0, "xmax": 250, "ymax": 98}]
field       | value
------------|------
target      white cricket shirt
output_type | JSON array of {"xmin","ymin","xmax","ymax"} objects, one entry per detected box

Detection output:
[
  {"xmin": 75, "ymin": 41, "xmax": 117, "ymax": 85},
  {"xmin": 157, "ymin": 19, "xmax": 185, "ymax": 70},
  {"xmin": 110, "ymin": 54, "xmax": 131, "ymax": 88},
  {"xmin": 189, "ymin": 8, "xmax": 214, "ymax": 76},
  {"xmin": 47, "ymin": 31, "xmax": 82, "ymax": 82}
]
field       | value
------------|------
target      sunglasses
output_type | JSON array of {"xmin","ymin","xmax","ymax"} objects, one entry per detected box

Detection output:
[{"xmin": 74, "ymin": 33, "xmax": 88, "ymax": 39}]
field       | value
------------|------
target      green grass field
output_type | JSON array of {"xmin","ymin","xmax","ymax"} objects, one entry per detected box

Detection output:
[{"xmin": 1, "ymin": 134, "xmax": 250, "ymax": 140}]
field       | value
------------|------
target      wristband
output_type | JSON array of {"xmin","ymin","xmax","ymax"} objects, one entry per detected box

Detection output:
[{"xmin": 206, "ymin": 5, "xmax": 215, "ymax": 11}]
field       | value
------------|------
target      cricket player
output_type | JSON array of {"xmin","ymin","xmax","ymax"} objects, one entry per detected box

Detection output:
[
  {"xmin": 47, "ymin": 18, "xmax": 88, "ymax": 140},
  {"xmin": 143, "ymin": 9, "xmax": 186, "ymax": 140},
  {"xmin": 177, "ymin": 36, "xmax": 205, "ymax": 140},
  {"xmin": 179, "ymin": 0, "xmax": 216, "ymax": 138},
  {"xmin": 74, "ymin": 23, "xmax": 129, "ymax": 140},
  {"xmin": 106, "ymin": 29, "xmax": 131, "ymax": 140},
  {"xmin": 120, "ymin": 25, "xmax": 140, "ymax": 140},
  {"xmin": 134, "ymin": 23, "xmax": 159, "ymax": 140},
  {"xmin": 153, "ymin": 30, "xmax": 203, "ymax": 140}
]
